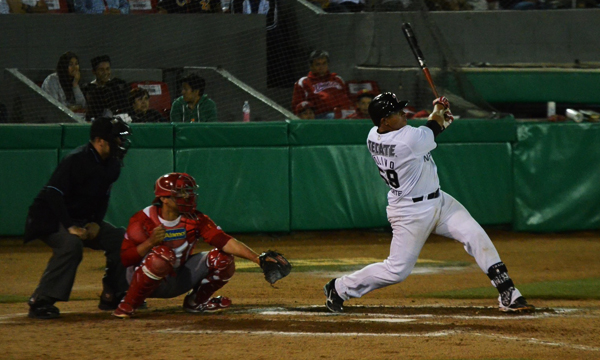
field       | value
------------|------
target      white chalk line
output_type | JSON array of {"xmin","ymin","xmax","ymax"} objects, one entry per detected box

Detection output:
[
  {"xmin": 466, "ymin": 331, "xmax": 600, "ymax": 352},
  {"xmin": 156, "ymin": 328, "xmax": 458, "ymax": 338}
]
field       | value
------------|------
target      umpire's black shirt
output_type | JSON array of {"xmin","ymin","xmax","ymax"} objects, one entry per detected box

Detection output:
[{"xmin": 24, "ymin": 142, "xmax": 121, "ymax": 242}]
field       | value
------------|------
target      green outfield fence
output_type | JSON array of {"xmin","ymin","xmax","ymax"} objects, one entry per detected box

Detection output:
[{"xmin": 1, "ymin": 119, "xmax": 598, "ymax": 236}]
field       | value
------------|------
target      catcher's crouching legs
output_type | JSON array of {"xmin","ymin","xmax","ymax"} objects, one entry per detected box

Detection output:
[
  {"xmin": 183, "ymin": 248, "xmax": 234, "ymax": 313},
  {"xmin": 112, "ymin": 246, "xmax": 175, "ymax": 319}
]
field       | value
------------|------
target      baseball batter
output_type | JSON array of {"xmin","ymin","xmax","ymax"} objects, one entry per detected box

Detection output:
[{"xmin": 324, "ymin": 93, "xmax": 535, "ymax": 313}]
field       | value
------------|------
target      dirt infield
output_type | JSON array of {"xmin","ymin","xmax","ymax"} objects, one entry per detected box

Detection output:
[{"xmin": 1, "ymin": 228, "xmax": 599, "ymax": 360}]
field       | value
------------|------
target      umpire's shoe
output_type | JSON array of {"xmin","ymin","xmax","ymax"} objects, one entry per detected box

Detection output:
[
  {"xmin": 324, "ymin": 279, "xmax": 344, "ymax": 313},
  {"xmin": 28, "ymin": 295, "xmax": 60, "ymax": 320},
  {"xmin": 500, "ymin": 296, "xmax": 535, "ymax": 313}
]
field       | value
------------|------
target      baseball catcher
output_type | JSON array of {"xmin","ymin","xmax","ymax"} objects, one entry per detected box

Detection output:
[{"xmin": 112, "ymin": 172, "xmax": 292, "ymax": 318}]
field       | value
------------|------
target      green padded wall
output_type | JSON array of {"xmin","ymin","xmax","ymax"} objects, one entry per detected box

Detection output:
[
  {"xmin": 290, "ymin": 145, "xmax": 389, "ymax": 230},
  {"xmin": 176, "ymin": 147, "xmax": 290, "ymax": 233},
  {"xmin": 434, "ymin": 143, "xmax": 513, "ymax": 225},
  {"xmin": 0, "ymin": 125, "xmax": 62, "ymax": 236},
  {"xmin": 0, "ymin": 150, "xmax": 58, "ymax": 235},
  {"xmin": 513, "ymin": 122, "xmax": 600, "ymax": 232}
]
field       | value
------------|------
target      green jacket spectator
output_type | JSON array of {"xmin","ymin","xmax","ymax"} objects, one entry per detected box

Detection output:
[
  {"xmin": 170, "ymin": 94, "xmax": 217, "ymax": 123},
  {"xmin": 170, "ymin": 74, "xmax": 217, "ymax": 122}
]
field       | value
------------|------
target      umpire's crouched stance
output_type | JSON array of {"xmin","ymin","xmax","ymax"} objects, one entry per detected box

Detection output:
[{"xmin": 24, "ymin": 117, "xmax": 132, "ymax": 319}]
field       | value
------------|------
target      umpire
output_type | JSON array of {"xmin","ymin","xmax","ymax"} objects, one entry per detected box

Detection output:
[{"xmin": 24, "ymin": 116, "xmax": 132, "ymax": 319}]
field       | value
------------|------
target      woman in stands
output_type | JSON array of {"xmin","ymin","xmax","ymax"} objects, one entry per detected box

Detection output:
[
  {"xmin": 127, "ymin": 88, "xmax": 167, "ymax": 123},
  {"xmin": 41, "ymin": 51, "xmax": 86, "ymax": 112}
]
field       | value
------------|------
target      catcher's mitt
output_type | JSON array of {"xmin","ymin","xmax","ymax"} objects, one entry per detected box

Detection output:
[{"xmin": 259, "ymin": 250, "xmax": 292, "ymax": 285}]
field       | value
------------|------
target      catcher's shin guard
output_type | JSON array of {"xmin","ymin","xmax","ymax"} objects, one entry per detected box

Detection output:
[
  {"xmin": 113, "ymin": 246, "xmax": 175, "ymax": 318},
  {"xmin": 184, "ymin": 249, "xmax": 235, "ymax": 311}
]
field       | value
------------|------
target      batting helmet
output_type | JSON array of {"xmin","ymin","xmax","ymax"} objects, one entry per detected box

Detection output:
[
  {"xmin": 368, "ymin": 92, "xmax": 409, "ymax": 127},
  {"xmin": 153, "ymin": 173, "xmax": 198, "ymax": 214},
  {"xmin": 90, "ymin": 116, "xmax": 131, "ymax": 164}
]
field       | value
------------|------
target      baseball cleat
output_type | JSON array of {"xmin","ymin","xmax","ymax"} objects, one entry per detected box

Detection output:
[
  {"xmin": 499, "ymin": 296, "xmax": 535, "ymax": 313},
  {"xmin": 183, "ymin": 296, "xmax": 232, "ymax": 313},
  {"xmin": 324, "ymin": 278, "xmax": 344, "ymax": 313},
  {"xmin": 112, "ymin": 302, "xmax": 135, "ymax": 319}
]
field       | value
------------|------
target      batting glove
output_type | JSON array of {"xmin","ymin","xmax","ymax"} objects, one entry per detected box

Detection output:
[{"xmin": 433, "ymin": 96, "xmax": 450, "ymax": 109}]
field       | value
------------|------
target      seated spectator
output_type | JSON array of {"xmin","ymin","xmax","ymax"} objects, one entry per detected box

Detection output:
[
  {"xmin": 82, "ymin": 55, "xmax": 129, "ymax": 122},
  {"xmin": 74, "ymin": 0, "xmax": 129, "ymax": 13},
  {"xmin": 295, "ymin": 101, "xmax": 315, "ymax": 120},
  {"xmin": 229, "ymin": 0, "xmax": 278, "ymax": 29},
  {"xmin": 6, "ymin": 0, "xmax": 48, "ymax": 12},
  {"xmin": 157, "ymin": 0, "xmax": 221, "ymax": 12},
  {"xmin": 292, "ymin": 50, "xmax": 353, "ymax": 119},
  {"xmin": 345, "ymin": 91, "xmax": 374, "ymax": 119},
  {"xmin": 41, "ymin": 51, "xmax": 86, "ymax": 112},
  {"xmin": 170, "ymin": 74, "xmax": 217, "ymax": 123},
  {"xmin": 325, "ymin": 0, "xmax": 364, "ymax": 12},
  {"xmin": 127, "ymin": 88, "xmax": 167, "ymax": 123}
]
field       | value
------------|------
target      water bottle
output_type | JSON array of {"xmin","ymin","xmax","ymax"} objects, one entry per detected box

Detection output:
[{"xmin": 243, "ymin": 101, "xmax": 250, "ymax": 122}]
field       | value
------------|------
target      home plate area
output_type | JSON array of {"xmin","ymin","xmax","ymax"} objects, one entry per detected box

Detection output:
[{"xmin": 154, "ymin": 305, "xmax": 557, "ymax": 337}]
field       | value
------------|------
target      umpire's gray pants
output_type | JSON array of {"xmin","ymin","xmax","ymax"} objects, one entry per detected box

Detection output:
[{"xmin": 32, "ymin": 222, "xmax": 127, "ymax": 302}]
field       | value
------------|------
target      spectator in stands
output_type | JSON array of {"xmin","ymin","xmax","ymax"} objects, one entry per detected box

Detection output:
[
  {"xmin": 325, "ymin": 0, "xmax": 364, "ymax": 12},
  {"xmin": 170, "ymin": 74, "xmax": 217, "ymax": 123},
  {"xmin": 127, "ymin": 88, "xmax": 167, "ymax": 123},
  {"xmin": 295, "ymin": 101, "xmax": 316, "ymax": 120},
  {"xmin": 41, "ymin": 51, "xmax": 86, "ymax": 112},
  {"xmin": 345, "ymin": 91, "xmax": 374, "ymax": 119},
  {"xmin": 5, "ymin": 0, "xmax": 48, "ymax": 12},
  {"xmin": 74, "ymin": 0, "xmax": 129, "ymax": 13},
  {"xmin": 292, "ymin": 50, "xmax": 353, "ymax": 119},
  {"xmin": 156, "ymin": 0, "xmax": 221, "ymax": 12},
  {"xmin": 82, "ymin": 55, "xmax": 129, "ymax": 122}
]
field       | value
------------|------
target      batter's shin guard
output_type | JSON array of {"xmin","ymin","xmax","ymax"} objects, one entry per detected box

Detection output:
[
  {"xmin": 487, "ymin": 262, "xmax": 515, "ymax": 307},
  {"xmin": 186, "ymin": 249, "xmax": 235, "ymax": 307}
]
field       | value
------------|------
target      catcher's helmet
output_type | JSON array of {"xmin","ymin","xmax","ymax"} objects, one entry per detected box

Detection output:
[
  {"xmin": 368, "ymin": 92, "xmax": 408, "ymax": 127},
  {"xmin": 153, "ymin": 173, "xmax": 198, "ymax": 214},
  {"xmin": 90, "ymin": 116, "xmax": 131, "ymax": 164}
]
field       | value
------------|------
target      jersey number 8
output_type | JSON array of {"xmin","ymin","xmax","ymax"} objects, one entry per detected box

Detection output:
[{"xmin": 377, "ymin": 167, "xmax": 400, "ymax": 188}]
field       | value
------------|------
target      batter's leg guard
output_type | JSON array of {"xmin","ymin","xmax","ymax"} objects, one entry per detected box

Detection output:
[
  {"xmin": 487, "ymin": 262, "xmax": 534, "ymax": 313},
  {"xmin": 112, "ymin": 246, "xmax": 175, "ymax": 318},
  {"xmin": 183, "ymin": 249, "xmax": 235, "ymax": 313}
]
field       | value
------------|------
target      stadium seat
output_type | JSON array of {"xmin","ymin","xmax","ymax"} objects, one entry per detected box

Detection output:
[
  {"xmin": 46, "ymin": 0, "xmax": 69, "ymax": 13},
  {"xmin": 129, "ymin": 0, "xmax": 158, "ymax": 13},
  {"xmin": 346, "ymin": 80, "xmax": 381, "ymax": 103},
  {"xmin": 130, "ymin": 81, "xmax": 171, "ymax": 117}
]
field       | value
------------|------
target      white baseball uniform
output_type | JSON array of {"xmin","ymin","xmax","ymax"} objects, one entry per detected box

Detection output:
[{"xmin": 335, "ymin": 124, "xmax": 524, "ymax": 305}]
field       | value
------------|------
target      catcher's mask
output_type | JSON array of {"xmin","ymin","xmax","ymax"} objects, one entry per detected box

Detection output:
[
  {"xmin": 153, "ymin": 173, "xmax": 198, "ymax": 215},
  {"xmin": 368, "ymin": 92, "xmax": 408, "ymax": 127},
  {"xmin": 90, "ymin": 116, "xmax": 132, "ymax": 165}
]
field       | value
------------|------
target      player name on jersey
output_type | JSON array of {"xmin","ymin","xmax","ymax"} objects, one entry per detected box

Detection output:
[{"xmin": 368, "ymin": 140, "xmax": 396, "ymax": 157}]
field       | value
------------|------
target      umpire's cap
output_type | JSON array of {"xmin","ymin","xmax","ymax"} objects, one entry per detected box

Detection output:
[{"xmin": 368, "ymin": 92, "xmax": 408, "ymax": 127}]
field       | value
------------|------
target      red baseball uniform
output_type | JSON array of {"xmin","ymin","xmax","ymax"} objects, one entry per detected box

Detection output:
[
  {"xmin": 292, "ymin": 71, "xmax": 353, "ymax": 116},
  {"xmin": 120, "ymin": 205, "xmax": 232, "ymax": 268}
]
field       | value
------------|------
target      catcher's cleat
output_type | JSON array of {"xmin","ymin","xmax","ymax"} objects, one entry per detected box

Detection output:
[
  {"xmin": 112, "ymin": 302, "xmax": 135, "ymax": 319},
  {"xmin": 324, "ymin": 278, "xmax": 344, "ymax": 313},
  {"xmin": 500, "ymin": 296, "xmax": 535, "ymax": 313},
  {"xmin": 183, "ymin": 295, "xmax": 232, "ymax": 313}
]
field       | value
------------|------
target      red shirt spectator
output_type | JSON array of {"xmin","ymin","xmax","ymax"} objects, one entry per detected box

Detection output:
[{"xmin": 292, "ymin": 50, "xmax": 353, "ymax": 119}]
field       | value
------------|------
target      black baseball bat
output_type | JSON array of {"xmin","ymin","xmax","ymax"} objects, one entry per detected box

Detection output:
[{"xmin": 401, "ymin": 22, "xmax": 440, "ymax": 98}]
